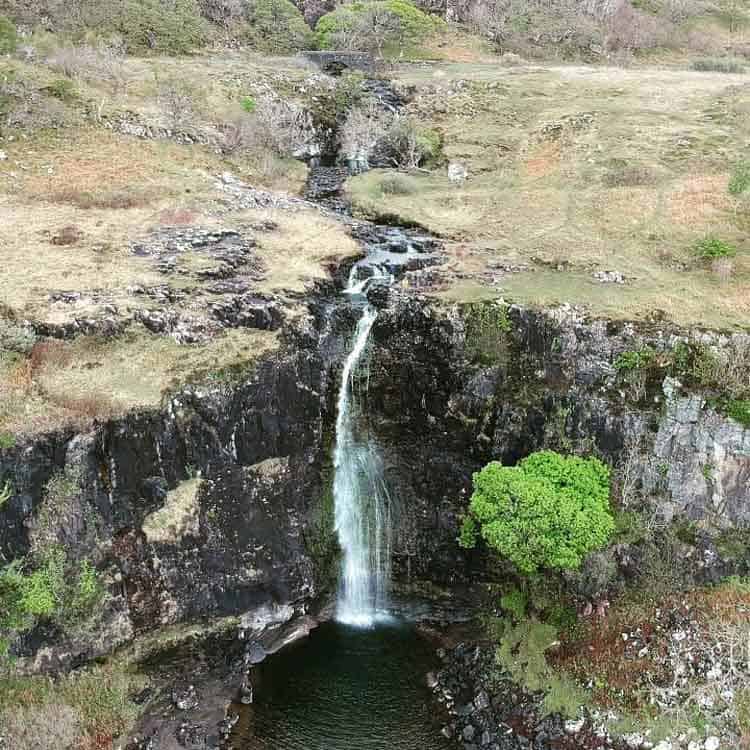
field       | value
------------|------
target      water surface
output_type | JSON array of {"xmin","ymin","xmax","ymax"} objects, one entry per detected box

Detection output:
[{"xmin": 232, "ymin": 621, "xmax": 451, "ymax": 750}]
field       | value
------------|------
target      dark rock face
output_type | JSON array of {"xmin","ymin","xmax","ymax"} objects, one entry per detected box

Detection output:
[
  {"xmin": 363, "ymin": 293, "xmax": 750, "ymax": 589},
  {"xmin": 2, "ymin": 288, "xmax": 749, "ymax": 673},
  {"xmin": 0, "ymin": 309, "xmax": 351, "ymax": 672}
]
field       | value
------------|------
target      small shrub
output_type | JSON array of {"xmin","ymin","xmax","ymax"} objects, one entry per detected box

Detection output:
[
  {"xmin": 316, "ymin": 0, "xmax": 440, "ymax": 57},
  {"xmin": 47, "ymin": 40, "xmax": 127, "ymax": 92},
  {"xmin": 500, "ymin": 587, "xmax": 527, "ymax": 621},
  {"xmin": 694, "ymin": 236, "xmax": 737, "ymax": 259},
  {"xmin": 340, "ymin": 99, "xmax": 389, "ymax": 168},
  {"xmin": 691, "ymin": 57, "xmax": 745, "ymax": 73},
  {"xmin": 729, "ymin": 160, "xmax": 750, "ymax": 196},
  {"xmin": 198, "ymin": 0, "xmax": 245, "ymax": 26},
  {"xmin": 239, "ymin": 97, "xmax": 312, "ymax": 158},
  {"xmin": 460, "ymin": 451, "xmax": 615, "ymax": 574},
  {"xmin": 0, "ymin": 549, "xmax": 104, "ymax": 642},
  {"xmin": 495, "ymin": 617, "xmax": 587, "ymax": 717},
  {"xmin": 711, "ymin": 256, "xmax": 734, "ymax": 283},
  {"xmin": 243, "ymin": 0, "xmax": 314, "ymax": 53},
  {"xmin": 51, "ymin": 225, "xmax": 83, "ymax": 246},
  {"xmin": 463, "ymin": 300, "xmax": 512, "ymax": 365},
  {"xmin": 0, "ymin": 14, "xmax": 17, "ymax": 55},
  {"xmin": 381, "ymin": 116, "xmax": 442, "ymax": 168},
  {"xmin": 603, "ymin": 158, "xmax": 655, "ymax": 187},
  {"xmin": 380, "ymin": 173, "xmax": 417, "ymax": 195},
  {"xmin": 157, "ymin": 77, "xmax": 198, "ymax": 131},
  {"xmin": 724, "ymin": 399, "xmax": 750, "ymax": 427},
  {"xmin": 0, "ymin": 433, "xmax": 15, "ymax": 449},
  {"xmin": 614, "ymin": 346, "xmax": 657, "ymax": 372},
  {"xmin": 240, "ymin": 95, "xmax": 256, "ymax": 113},
  {"xmin": 0, "ymin": 318, "xmax": 36, "ymax": 354},
  {"xmin": 44, "ymin": 78, "xmax": 77, "ymax": 100},
  {"xmin": 0, "ymin": 480, "xmax": 11, "ymax": 507}
]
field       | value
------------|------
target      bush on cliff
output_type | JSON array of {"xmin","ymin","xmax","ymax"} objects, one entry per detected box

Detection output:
[
  {"xmin": 0, "ymin": 549, "xmax": 104, "ymax": 655},
  {"xmin": 459, "ymin": 450, "xmax": 614, "ymax": 574},
  {"xmin": 315, "ymin": 0, "xmax": 441, "ymax": 57}
]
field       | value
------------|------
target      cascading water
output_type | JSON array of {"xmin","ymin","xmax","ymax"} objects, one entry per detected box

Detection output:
[{"xmin": 333, "ymin": 266, "xmax": 393, "ymax": 627}]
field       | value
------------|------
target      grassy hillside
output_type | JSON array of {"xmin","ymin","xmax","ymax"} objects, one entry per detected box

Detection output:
[{"xmin": 349, "ymin": 62, "xmax": 750, "ymax": 328}]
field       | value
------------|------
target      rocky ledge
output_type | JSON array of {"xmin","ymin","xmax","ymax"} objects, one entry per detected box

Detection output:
[{"xmin": 431, "ymin": 642, "xmax": 624, "ymax": 750}]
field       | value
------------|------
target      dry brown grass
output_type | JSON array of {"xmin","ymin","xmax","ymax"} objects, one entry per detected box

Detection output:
[
  {"xmin": 348, "ymin": 63, "xmax": 750, "ymax": 328},
  {"xmin": 552, "ymin": 581, "xmax": 750, "ymax": 712},
  {"xmin": 0, "ymin": 328, "xmax": 279, "ymax": 436},
  {"xmin": 249, "ymin": 207, "xmax": 361, "ymax": 295},
  {"xmin": 666, "ymin": 173, "xmax": 733, "ymax": 228}
]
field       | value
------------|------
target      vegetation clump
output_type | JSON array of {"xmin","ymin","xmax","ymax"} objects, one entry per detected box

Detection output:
[
  {"xmin": 0, "ymin": 14, "xmax": 17, "ymax": 54},
  {"xmin": 0, "ymin": 548, "xmax": 104, "ymax": 655},
  {"xmin": 101, "ymin": 0, "xmax": 210, "ymax": 54},
  {"xmin": 729, "ymin": 160, "xmax": 750, "ymax": 196},
  {"xmin": 724, "ymin": 399, "xmax": 750, "ymax": 428},
  {"xmin": 463, "ymin": 301, "xmax": 512, "ymax": 365},
  {"xmin": 315, "ymin": 0, "xmax": 441, "ymax": 57},
  {"xmin": 243, "ymin": 0, "xmax": 314, "ymax": 53},
  {"xmin": 691, "ymin": 58, "xmax": 745, "ymax": 74},
  {"xmin": 614, "ymin": 346, "xmax": 657, "ymax": 373},
  {"xmin": 694, "ymin": 236, "xmax": 737, "ymax": 259},
  {"xmin": 460, "ymin": 450, "xmax": 614, "ymax": 574}
]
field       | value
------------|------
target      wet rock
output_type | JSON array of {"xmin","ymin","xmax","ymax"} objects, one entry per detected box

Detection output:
[
  {"xmin": 210, "ymin": 294, "xmax": 283, "ymax": 331},
  {"xmin": 594, "ymin": 270, "xmax": 626, "ymax": 284},
  {"xmin": 172, "ymin": 684, "xmax": 199, "ymax": 711},
  {"xmin": 175, "ymin": 722, "xmax": 206, "ymax": 748},
  {"xmin": 448, "ymin": 161, "xmax": 468, "ymax": 184},
  {"xmin": 245, "ymin": 641, "xmax": 267, "ymax": 665}
]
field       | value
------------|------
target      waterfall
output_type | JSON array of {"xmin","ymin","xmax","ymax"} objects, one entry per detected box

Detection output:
[{"xmin": 333, "ymin": 269, "xmax": 392, "ymax": 628}]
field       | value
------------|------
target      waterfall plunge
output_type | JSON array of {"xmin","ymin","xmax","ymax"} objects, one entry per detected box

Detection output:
[{"xmin": 333, "ymin": 275, "xmax": 392, "ymax": 628}]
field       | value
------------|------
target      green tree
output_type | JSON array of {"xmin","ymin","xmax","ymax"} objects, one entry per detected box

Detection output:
[
  {"xmin": 106, "ymin": 0, "xmax": 209, "ymax": 54},
  {"xmin": 244, "ymin": 0, "xmax": 313, "ymax": 53},
  {"xmin": 315, "ymin": 0, "xmax": 440, "ymax": 56},
  {"xmin": 460, "ymin": 451, "xmax": 614, "ymax": 574}
]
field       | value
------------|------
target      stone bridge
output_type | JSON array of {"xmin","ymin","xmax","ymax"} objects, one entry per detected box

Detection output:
[{"xmin": 303, "ymin": 51, "xmax": 376, "ymax": 75}]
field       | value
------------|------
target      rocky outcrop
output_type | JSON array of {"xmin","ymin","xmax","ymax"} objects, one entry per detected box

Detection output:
[
  {"xmin": 3, "ymin": 280, "xmax": 749, "ymax": 672},
  {"xmin": 432, "ymin": 642, "xmax": 624, "ymax": 750},
  {"xmin": 0, "ymin": 307, "xmax": 351, "ymax": 672},
  {"xmin": 362, "ymin": 292, "xmax": 750, "ymax": 589}
]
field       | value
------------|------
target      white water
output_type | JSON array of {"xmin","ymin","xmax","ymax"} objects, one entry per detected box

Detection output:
[{"xmin": 333, "ymin": 269, "xmax": 393, "ymax": 628}]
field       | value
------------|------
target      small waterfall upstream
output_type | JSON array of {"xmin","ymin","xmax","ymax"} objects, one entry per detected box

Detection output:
[{"xmin": 333, "ymin": 266, "xmax": 393, "ymax": 627}]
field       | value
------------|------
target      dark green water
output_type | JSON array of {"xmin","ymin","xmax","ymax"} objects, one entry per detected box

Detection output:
[{"xmin": 232, "ymin": 621, "xmax": 452, "ymax": 750}]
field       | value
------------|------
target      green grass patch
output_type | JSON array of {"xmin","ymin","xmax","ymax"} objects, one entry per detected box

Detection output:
[
  {"xmin": 495, "ymin": 617, "xmax": 588, "ymax": 717},
  {"xmin": 614, "ymin": 346, "xmax": 658, "ymax": 372},
  {"xmin": 694, "ymin": 236, "xmax": 738, "ymax": 259},
  {"xmin": 462, "ymin": 300, "xmax": 513, "ymax": 365},
  {"xmin": 0, "ymin": 14, "xmax": 16, "ymax": 54},
  {"xmin": 691, "ymin": 58, "xmax": 745, "ymax": 74},
  {"xmin": 723, "ymin": 398, "xmax": 750, "ymax": 427},
  {"xmin": 729, "ymin": 160, "xmax": 750, "ymax": 196}
]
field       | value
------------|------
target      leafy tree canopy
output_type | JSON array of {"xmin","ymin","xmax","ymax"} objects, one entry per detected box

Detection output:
[
  {"xmin": 244, "ymin": 0, "xmax": 314, "ymax": 53},
  {"xmin": 315, "ymin": 0, "xmax": 440, "ymax": 56},
  {"xmin": 460, "ymin": 450, "xmax": 614, "ymax": 574}
]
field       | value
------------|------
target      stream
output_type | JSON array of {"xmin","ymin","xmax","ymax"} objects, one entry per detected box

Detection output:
[{"xmin": 228, "ymin": 74, "xmax": 453, "ymax": 749}]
